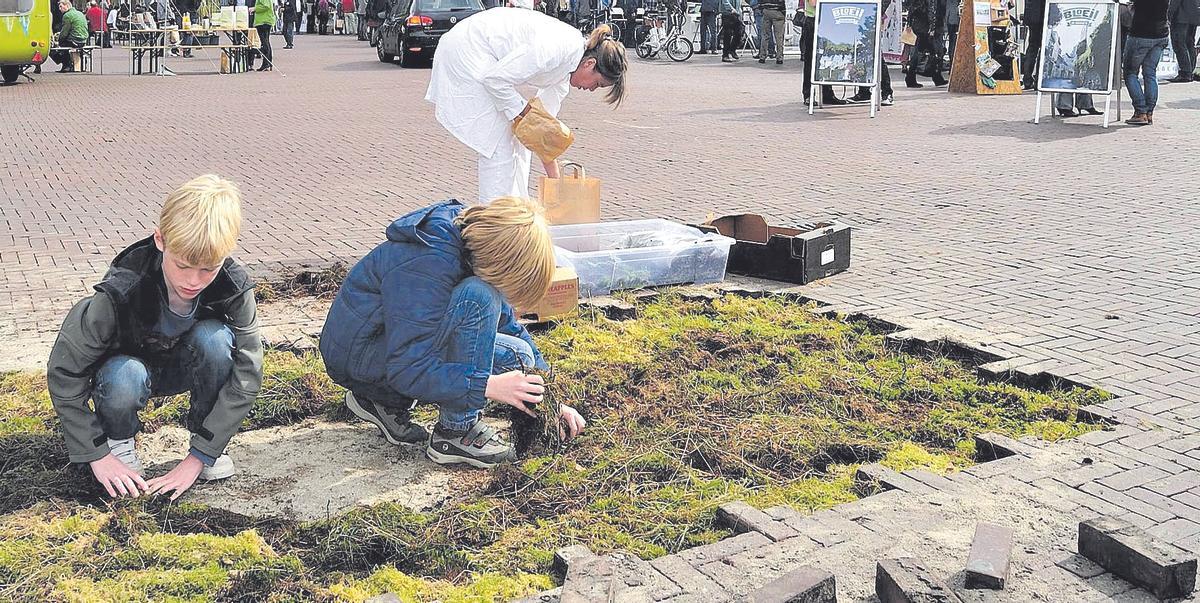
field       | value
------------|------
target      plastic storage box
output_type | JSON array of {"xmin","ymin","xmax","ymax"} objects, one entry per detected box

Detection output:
[{"xmin": 550, "ymin": 219, "xmax": 735, "ymax": 297}]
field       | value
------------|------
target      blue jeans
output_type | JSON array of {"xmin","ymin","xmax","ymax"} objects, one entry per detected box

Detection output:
[
  {"xmin": 1123, "ymin": 35, "xmax": 1169, "ymax": 114},
  {"xmin": 340, "ymin": 277, "xmax": 545, "ymax": 431},
  {"xmin": 700, "ymin": 10, "xmax": 717, "ymax": 52},
  {"xmin": 92, "ymin": 320, "xmax": 235, "ymax": 440}
]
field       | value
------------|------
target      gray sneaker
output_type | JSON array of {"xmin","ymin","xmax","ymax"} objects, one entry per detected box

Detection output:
[
  {"xmin": 107, "ymin": 437, "xmax": 144, "ymax": 476},
  {"xmin": 198, "ymin": 454, "xmax": 235, "ymax": 481},
  {"xmin": 345, "ymin": 391, "xmax": 429, "ymax": 445},
  {"xmin": 426, "ymin": 421, "xmax": 516, "ymax": 469}
]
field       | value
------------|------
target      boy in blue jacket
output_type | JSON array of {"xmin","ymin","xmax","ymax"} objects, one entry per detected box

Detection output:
[{"xmin": 320, "ymin": 197, "xmax": 586, "ymax": 468}]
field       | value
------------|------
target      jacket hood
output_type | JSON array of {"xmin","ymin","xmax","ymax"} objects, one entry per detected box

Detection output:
[{"xmin": 385, "ymin": 200, "xmax": 466, "ymax": 248}]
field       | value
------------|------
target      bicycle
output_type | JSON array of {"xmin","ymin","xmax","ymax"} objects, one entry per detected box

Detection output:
[
  {"xmin": 634, "ymin": 7, "xmax": 692, "ymax": 61},
  {"xmin": 577, "ymin": 7, "xmax": 622, "ymax": 43}
]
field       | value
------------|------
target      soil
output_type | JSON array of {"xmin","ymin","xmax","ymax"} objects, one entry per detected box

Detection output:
[{"xmin": 138, "ymin": 418, "xmax": 484, "ymax": 522}]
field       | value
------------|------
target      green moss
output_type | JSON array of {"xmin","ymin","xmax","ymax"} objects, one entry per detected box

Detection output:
[
  {"xmin": 55, "ymin": 566, "xmax": 232, "ymax": 602},
  {"xmin": 133, "ymin": 530, "xmax": 274, "ymax": 570},
  {"xmin": 330, "ymin": 566, "xmax": 552, "ymax": 603},
  {"xmin": 0, "ymin": 290, "xmax": 1105, "ymax": 601}
]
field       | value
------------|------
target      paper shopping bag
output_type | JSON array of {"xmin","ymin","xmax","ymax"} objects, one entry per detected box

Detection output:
[{"xmin": 539, "ymin": 162, "xmax": 600, "ymax": 225}]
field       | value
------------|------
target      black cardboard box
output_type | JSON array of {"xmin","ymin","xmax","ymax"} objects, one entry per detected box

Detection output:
[{"xmin": 694, "ymin": 214, "xmax": 851, "ymax": 284}]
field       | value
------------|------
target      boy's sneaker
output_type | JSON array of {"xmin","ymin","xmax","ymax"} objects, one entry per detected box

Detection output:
[
  {"xmin": 426, "ymin": 421, "xmax": 516, "ymax": 469},
  {"xmin": 107, "ymin": 437, "xmax": 144, "ymax": 475},
  {"xmin": 199, "ymin": 455, "xmax": 235, "ymax": 481},
  {"xmin": 345, "ymin": 391, "xmax": 429, "ymax": 445},
  {"xmin": 881, "ymin": 94, "xmax": 894, "ymax": 106}
]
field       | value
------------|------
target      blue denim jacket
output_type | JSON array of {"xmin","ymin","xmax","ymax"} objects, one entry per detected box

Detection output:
[{"xmin": 320, "ymin": 200, "xmax": 545, "ymax": 405}]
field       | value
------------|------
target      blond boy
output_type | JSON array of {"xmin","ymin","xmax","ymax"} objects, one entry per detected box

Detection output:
[
  {"xmin": 320, "ymin": 197, "xmax": 585, "ymax": 468},
  {"xmin": 47, "ymin": 175, "xmax": 263, "ymax": 500}
]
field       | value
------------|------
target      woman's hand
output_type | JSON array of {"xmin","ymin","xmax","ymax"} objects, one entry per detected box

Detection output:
[
  {"xmin": 558, "ymin": 404, "xmax": 586, "ymax": 441},
  {"xmin": 486, "ymin": 370, "xmax": 544, "ymax": 416},
  {"xmin": 543, "ymin": 159, "xmax": 560, "ymax": 179}
]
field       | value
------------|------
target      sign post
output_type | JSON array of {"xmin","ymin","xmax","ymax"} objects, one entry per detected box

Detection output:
[
  {"xmin": 1033, "ymin": 0, "xmax": 1120, "ymax": 127},
  {"xmin": 808, "ymin": 0, "xmax": 883, "ymax": 117}
]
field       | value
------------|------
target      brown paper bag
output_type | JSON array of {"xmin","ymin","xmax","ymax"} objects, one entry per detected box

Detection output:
[{"xmin": 539, "ymin": 162, "xmax": 600, "ymax": 225}]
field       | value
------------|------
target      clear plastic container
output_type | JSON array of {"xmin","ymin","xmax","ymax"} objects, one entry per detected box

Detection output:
[{"xmin": 550, "ymin": 219, "xmax": 735, "ymax": 297}]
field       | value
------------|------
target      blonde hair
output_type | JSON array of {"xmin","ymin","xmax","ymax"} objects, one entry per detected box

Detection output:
[
  {"xmin": 456, "ymin": 197, "xmax": 555, "ymax": 309},
  {"xmin": 158, "ymin": 175, "xmax": 243, "ymax": 266},
  {"xmin": 584, "ymin": 24, "xmax": 628, "ymax": 107}
]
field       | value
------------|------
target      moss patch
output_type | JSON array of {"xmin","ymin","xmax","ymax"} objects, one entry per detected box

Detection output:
[{"xmin": 0, "ymin": 292, "xmax": 1105, "ymax": 602}]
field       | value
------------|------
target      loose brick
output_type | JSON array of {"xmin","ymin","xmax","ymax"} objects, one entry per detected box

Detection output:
[
  {"xmin": 1078, "ymin": 516, "xmax": 1198, "ymax": 599},
  {"xmin": 964, "ymin": 522, "xmax": 1014, "ymax": 590},
  {"xmin": 854, "ymin": 463, "xmax": 934, "ymax": 495},
  {"xmin": 875, "ymin": 558, "xmax": 962, "ymax": 603},
  {"xmin": 715, "ymin": 501, "xmax": 799, "ymax": 543},
  {"xmin": 552, "ymin": 544, "xmax": 597, "ymax": 580},
  {"xmin": 749, "ymin": 565, "xmax": 836, "ymax": 603},
  {"xmin": 561, "ymin": 556, "xmax": 615, "ymax": 603},
  {"xmin": 605, "ymin": 551, "xmax": 683, "ymax": 601}
]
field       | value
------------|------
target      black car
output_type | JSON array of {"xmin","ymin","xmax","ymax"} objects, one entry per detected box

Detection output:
[{"xmin": 375, "ymin": 0, "xmax": 485, "ymax": 67}]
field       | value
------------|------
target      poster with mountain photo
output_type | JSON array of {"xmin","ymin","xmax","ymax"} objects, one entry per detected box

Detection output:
[
  {"xmin": 812, "ymin": 0, "xmax": 881, "ymax": 85},
  {"xmin": 1038, "ymin": 0, "xmax": 1119, "ymax": 93}
]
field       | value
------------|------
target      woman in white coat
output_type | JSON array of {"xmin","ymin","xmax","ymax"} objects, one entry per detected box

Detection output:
[{"xmin": 426, "ymin": 7, "xmax": 628, "ymax": 204}]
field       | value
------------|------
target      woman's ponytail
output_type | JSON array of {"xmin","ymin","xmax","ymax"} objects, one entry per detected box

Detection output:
[{"xmin": 582, "ymin": 24, "xmax": 628, "ymax": 107}]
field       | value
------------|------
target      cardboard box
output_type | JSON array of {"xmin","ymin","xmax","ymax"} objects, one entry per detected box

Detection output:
[
  {"xmin": 517, "ymin": 266, "xmax": 579, "ymax": 323},
  {"xmin": 695, "ymin": 214, "xmax": 851, "ymax": 285}
]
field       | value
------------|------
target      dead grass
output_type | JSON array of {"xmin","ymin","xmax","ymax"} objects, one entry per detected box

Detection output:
[{"xmin": 0, "ymin": 291, "xmax": 1106, "ymax": 602}]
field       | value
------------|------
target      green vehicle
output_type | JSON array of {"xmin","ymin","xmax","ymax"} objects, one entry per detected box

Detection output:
[{"xmin": 1, "ymin": 0, "xmax": 51, "ymax": 83}]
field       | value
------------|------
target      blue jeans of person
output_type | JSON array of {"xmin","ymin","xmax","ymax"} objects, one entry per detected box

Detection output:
[
  {"xmin": 699, "ymin": 10, "xmax": 717, "ymax": 52},
  {"xmin": 338, "ymin": 277, "xmax": 546, "ymax": 432},
  {"xmin": 1123, "ymin": 35, "xmax": 1169, "ymax": 114},
  {"xmin": 92, "ymin": 320, "xmax": 235, "ymax": 440}
]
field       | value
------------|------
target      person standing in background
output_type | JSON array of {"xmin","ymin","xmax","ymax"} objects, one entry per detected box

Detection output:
[
  {"xmin": 720, "ymin": 0, "xmax": 742, "ymax": 61},
  {"xmin": 253, "ymin": 0, "xmax": 276, "ymax": 70},
  {"xmin": 341, "ymin": 0, "xmax": 356, "ymax": 34},
  {"xmin": 1167, "ymin": 0, "xmax": 1199, "ymax": 81},
  {"xmin": 1124, "ymin": 0, "xmax": 1170, "ymax": 124},
  {"xmin": 282, "ymin": 0, "xmax": 298, "ymax": 46},
  {"xmin": 699, "ymin": 0, "xmax": 718, "ymax": 53},
  {"xmin": 1020, "ymin": 0, "xmax": 1044, "ymax": 88},
  {"xmin": 756, "ymin": 0, "xmax": 784, "ymax": 63}
]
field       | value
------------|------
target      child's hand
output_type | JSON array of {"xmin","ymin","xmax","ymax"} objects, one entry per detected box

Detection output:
[
  {"xmin": 486, "ymin": 370, "xmax": 544, "ymax": 417},
  {"xmin": 145, "ymin": 455, "xmax": 205, "ymax": 501},
  {"xmin": 89, "ymin": 454, "xmax": 149, "ymax": 498},
  {"xmin": 558, "ymin": 404, "xmax": 586, "ymax": 441}
]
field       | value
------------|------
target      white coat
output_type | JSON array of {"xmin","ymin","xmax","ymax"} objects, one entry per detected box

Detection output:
[{"xmin": 425, "ymin": 7, "xmax": 587, "ymax": 160}]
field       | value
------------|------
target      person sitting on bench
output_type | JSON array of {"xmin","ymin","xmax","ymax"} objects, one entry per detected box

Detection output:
[{"xmin": 51, "ymin": 0, "xmax": 90, "ymax": 73}]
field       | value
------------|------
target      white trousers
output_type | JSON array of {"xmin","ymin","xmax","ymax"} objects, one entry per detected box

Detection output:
[{"xmin": 477, "ymin": 132, "xmax": 531, "ymax": 205}]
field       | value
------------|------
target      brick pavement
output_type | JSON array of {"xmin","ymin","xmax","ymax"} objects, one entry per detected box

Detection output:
[{"xmin": 3, "ymin": 32, "xmax": 1200, "ymax": 600}]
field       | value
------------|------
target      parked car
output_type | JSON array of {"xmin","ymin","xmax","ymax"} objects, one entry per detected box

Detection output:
[{"xmin": 375, "ymin": 0, "xmax": 484, "ymax": 67}]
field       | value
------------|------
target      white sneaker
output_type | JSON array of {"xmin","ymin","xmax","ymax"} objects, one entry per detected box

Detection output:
[
  {"xmin": 198, "ymin": 455, "xmax": 235, "ymax": 481},
  {"xmin": 107, "ymin": 437, "xmax": 144, "ymax": 475},
  {"xmin": 881, "ymin": 95, "xmax": 894, "ymax": 106}
]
